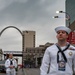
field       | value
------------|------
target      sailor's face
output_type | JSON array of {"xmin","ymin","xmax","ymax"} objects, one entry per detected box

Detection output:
[
  {"xmin": 56, "ymin": 30, "xmax": 68, "ymax": 41},
  {"xmin": 9, "ymin": 54, "xmax": 13, "ymax": 59}
]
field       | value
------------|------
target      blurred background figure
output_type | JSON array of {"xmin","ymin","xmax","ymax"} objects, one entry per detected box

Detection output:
[{"xmin": 5, "ymin": 53, "xmax": 17, "ymax": 75}]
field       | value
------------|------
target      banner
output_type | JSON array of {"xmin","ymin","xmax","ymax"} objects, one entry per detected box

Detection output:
[{"xmin": 67, "ymin": 32, "xmax": 75, "ymax": 44}]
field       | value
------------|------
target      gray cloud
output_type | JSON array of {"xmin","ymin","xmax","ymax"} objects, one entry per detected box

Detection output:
[{"xmin": 0, "ymin": 0, "xmax": 65, "ymax": 51}]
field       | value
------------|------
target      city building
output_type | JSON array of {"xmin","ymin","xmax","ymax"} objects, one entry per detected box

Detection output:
[
  {"xmin": 66, "ymin": 0, "xmax": 75, "ymax": 45},
  {"xmin": 24, "ymin": 42, "xmax": 54, "ymax": 68},
  {"xmin": 66, "ymin": 0, "xmax": 75, "ymax": 27},
  {"xmin": 22, "ymin": 31, "xmax": 35, "ymax": 62},
  {"xmin": 22, "ymin": 30, "xmax": 54, "ymax": 67},
  {"xmin": 23, "ymin": 31, "xmax": 35, "ymax": 51}
]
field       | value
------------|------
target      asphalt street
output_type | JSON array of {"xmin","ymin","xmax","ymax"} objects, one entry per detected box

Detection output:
[
  {"xmin": 0, "ymin": 69, "xmax": 75, "ymax": 75},
  {"xmin": 17, "ymin": 68, "xmax": 40, "ymax": 75},
  {"xmin": 0, "ymin": 68, "xmax": 40, "ymax": 75}
]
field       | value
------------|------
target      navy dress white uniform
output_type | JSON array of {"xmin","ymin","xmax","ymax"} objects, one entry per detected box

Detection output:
[
  {"xmin": 5, "ymin": 58, "xmax": 17, "ymax": 75},
  {"xmin": 40, "ymin": 26, "xmax": 75, "ymax": 75}
]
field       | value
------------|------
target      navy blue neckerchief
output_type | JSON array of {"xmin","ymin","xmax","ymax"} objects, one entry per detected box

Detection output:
[
  {"xmin": 9, "ymin": 59, "xmax": 13, "ymax": 65},
  {"xmin": 10, "ymin": 60, "xmax": 13, "ymax": 65},
  {"xmin": 56, "ymin": 43, "xmax": 70, "ymax": 63}
]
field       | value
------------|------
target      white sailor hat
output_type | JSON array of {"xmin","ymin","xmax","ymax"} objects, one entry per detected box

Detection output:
[
  {"xmin": 9, "ymin": 53, "xmax": 13, "ymax": 55},
  {"xmin": 55, "ymin": 26, "xmax": 71, "ymax": 34}
]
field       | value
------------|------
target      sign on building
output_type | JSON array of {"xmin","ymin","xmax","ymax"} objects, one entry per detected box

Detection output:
[{"xmin": 67, "ymin": 32, "xmax": 75, "ymax": 44}]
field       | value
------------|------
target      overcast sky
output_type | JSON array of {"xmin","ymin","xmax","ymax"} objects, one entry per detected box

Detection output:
[{"xmin": 0, "ymin": 0, "xmax": 65, "ymax": 51}]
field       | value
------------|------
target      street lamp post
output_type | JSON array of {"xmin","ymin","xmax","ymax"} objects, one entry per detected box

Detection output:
[
  {"xmin": 56, "ymin": 11, "xmax": 71, "ymax": 27},
  {"xmin": 53, "ymin": 11, "xmax": 71, "ymax": 44},
  {"xmin": 52, "ymin": 16, "xmax": 60, "ymax": 18}
]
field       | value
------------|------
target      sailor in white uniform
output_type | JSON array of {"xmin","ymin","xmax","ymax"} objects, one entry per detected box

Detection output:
[
  {"xmin": 5, "ymin": 53, "xmax": 17, "ymax": 75},
  {"xmin": 40, "ymin": 26, "xmax": 75, "ymax": 75}
]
